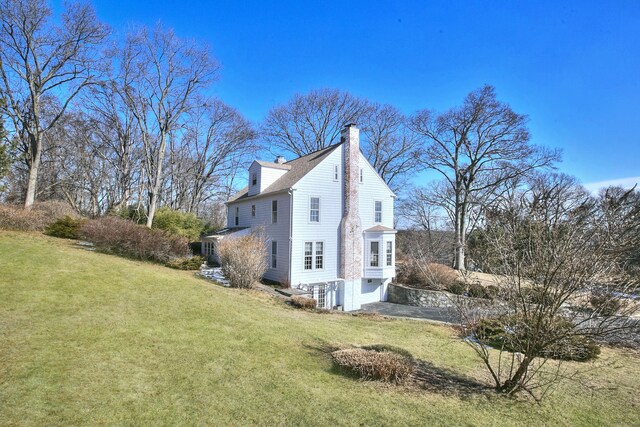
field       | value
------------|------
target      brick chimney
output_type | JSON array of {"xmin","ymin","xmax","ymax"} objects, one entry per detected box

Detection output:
[{"xmin": 339, "ymin": 123, "xmax": 362, "ymax": 310}]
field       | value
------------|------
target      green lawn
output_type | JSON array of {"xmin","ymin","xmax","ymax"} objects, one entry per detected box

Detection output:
[{"xmin": 0, "ymin": 231, "xmax": 638, "ymax": 426}]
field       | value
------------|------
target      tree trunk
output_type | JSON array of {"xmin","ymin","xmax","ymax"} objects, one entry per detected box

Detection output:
[
  {"xmin": 145, "ymin": 132, "xmax": 167, "ymax": 228},
  {"xmin": 24, "ymin": 133, "xmax": 42, "ymax": 210},
  {"xmin": 500, "ymin": 356, "xmax": 532, "ymax": 395}
]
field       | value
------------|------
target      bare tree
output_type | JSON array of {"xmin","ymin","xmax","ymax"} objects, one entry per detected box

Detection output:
[
  {"xmin": 410, "ymin": 85, "xmax": 559, "ymax": 270},
  {"xmin": 261, "ymin": 88, "xmax": 369, "ymax": 157},
  {"xmin": 360, "ymin": 103, "xmax": 423, "ymax": 191},
  {"xmin": 162, "ymin": 100, "xmax": 256, "ymax": 213},
  {"xmin": 0, "ymin": 0, "xmax": 108, "ymax": 208},
  {"xmin": 458, "ymin": 173, "xmax": 639, "ymax": 399},
  {"xmin": 119, "ymin": 24, "xmax": 219, "ymax": 227},
  {"xmin": 84, "ymin": 79, "xmax": 142, "ymax": 213}
]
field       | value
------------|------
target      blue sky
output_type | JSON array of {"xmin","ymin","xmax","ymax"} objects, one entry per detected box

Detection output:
[{"xmin": 58, "ymin": 0, "xmax": 640, "ymax": 190}]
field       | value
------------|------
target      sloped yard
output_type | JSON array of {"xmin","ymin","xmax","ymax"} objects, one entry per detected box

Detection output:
[{"xmin": 0, "ymin": 231, "xmax": 638, "ymax": 426}]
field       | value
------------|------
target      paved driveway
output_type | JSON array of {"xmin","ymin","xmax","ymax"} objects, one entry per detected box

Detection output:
[{"xmin": 359, "ymin": 302, "xmax": 461, "ymax": 324}]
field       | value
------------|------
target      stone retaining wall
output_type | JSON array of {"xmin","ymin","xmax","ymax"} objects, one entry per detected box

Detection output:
[{"xmin": 388, "ymin": 283, "xmax": 493, "ymax": 309}]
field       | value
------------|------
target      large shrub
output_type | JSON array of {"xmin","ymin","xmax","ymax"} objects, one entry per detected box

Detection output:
[
  {"xmin": 152, "ymin": 207, "xmax": 205, "ymax": 240},
  {"xmin": 45, "ymin": 216, "xmax": 84, "ymax": 239},
  {"xmin": 166, "ymin": 256, "xmax": 204, "ymax": 270},
  {"xmin": 79, "ymin": 217, "xmax": 190, "ymax": 262},
  {"xmin": 331, "ymin": 347, "xmax": 414, "ymax": 384},
  {"xmin": 0, "ymin": 204, "xmax": 48, "ymax": 231},
  {"xmin": 398, "ymin": 260, "xmax": 460, "ymax": 290},
  {"xmin": 473, "ymin": 316, "xmax": 600, "ymax": 362},
  {"xmin": 217, "ymin": 233, "xmax": 267, "ymax": 289},
  {"xmin": 0, "ymin": 200, "xmax": 76, "ymax": 231}
]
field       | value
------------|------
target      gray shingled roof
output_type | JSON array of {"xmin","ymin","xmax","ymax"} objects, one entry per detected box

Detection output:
[
  {"xmin": 228, "ymin": 144, "xmax": 342, "ymax": 203},
  {"xmin": 254, "ymin": 160, "xmax": 291, "ymax": 170}
]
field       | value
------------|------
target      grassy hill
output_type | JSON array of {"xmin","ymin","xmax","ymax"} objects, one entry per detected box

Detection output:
[{"xmin": 0, "ymin": 231, "xmax": 638, "ymax": 426}]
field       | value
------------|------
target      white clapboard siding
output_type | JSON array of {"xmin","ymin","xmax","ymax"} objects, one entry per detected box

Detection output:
[
  {"xmin": 289, "ymin": 147, "xmax": 344, "ymax": 286},
  {"xmin": 226, "ymin": 192, "xmax": 291, "ymax": 283}
]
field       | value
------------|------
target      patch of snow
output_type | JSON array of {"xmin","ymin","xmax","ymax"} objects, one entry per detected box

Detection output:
[{"xmin": 198, "ymin": 266, "xmax": 230, "ymax": 286}]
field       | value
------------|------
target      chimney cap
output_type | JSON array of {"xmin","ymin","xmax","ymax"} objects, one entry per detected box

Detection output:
[
  {"xmin": 344, "ymin": 122, "xmax": 357, "ymax": 128},
  {"xmin": 274, "ymin": 155, "xmax": 287, "ymax": 164}
]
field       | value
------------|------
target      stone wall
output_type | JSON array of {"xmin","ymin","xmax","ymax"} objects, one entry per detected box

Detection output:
[{"xmin": 388, "ymin": 283, "xmax": 494, "ymax": 309}]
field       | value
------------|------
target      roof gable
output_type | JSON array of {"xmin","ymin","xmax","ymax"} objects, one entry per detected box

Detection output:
[{"xmin": 228, "ymin": 144, "xmax": 342, "ymax": 203}]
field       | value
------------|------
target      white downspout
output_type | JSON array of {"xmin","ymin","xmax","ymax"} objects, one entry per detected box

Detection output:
[{"xmin": 288, "ymin": 188, "xmax": 295, "ymax": 287}]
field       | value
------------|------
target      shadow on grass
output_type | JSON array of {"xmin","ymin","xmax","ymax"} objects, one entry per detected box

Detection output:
[
  {"xmin": 305, "ymin": 341, "xmax": 491, "ymax": 398},
  {"xmin": 412, "ymin": 360, "xmax": 490, "ymax": 397}
]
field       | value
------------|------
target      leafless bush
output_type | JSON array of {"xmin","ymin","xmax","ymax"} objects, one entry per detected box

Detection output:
[
  {"xmin": 0, "ymin": 204, "xmax": 49, "ymax": 231},
  {"xmin": 398, "ymin": 258, "xmax": 460, "ymax": 290},
  {"xmin": 217, "ymin": 232, "xmax": 267, "ymax": 289},
  {"xmin": 0, "ymin": 200, "xmax": 78, "ymax": 232},
  {"xmin": 291, "ymin": 295, "xmax": 317, "ymax": 309},
  {"xmin": 331, "ymin": 348, "xmax": 414, "ymax": 384},
  {"xmin": 79, "ymin": 216, "xmax": 190, "ymax": 262},
  {"xmin": 32, "ymin": 200, "xmax": 79, "ymax": 220}
]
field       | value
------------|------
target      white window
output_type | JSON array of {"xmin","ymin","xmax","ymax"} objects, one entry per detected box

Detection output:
[
  {"xmin": 304, "ymin": 241, "xmax": 324, "ymax": 270},
  {"xmin": 333, "ymin": 164, "xmax": 339, "ymax": 181},
  {"xmin": 309, "ymin": 197, "xmax": 320, "ymax": 222},
  {"xmin": 374, "ymin": 201, "xmax": 382, "ymax": 223},
  {"xmin": 251, "ymin": 205, "xmax": 256, "ymax": 217},
  {"xmin": 271, "ymin": 241, "xmax": 277, "ymax": 269},
  {"xmin": 234, "ymin": 206, "xmax": 239, "ymax": 226},
  {"xmin": 315, "ymin": 241, "xmax": 323, "ymax": 269},
  {"xmin": 386, "ymin": 241, "xmax": 393, "ymax": 266},
  {"xmin": 359, "ymin": 168, "xmax": 363, "ymax": 183},
  {"xmin": 252, "ymin": 172, "xmax": 257, "ymax": 186},
  {"xmin": 304, "ymin": 242, "xmax": 313, "ymax": 270},
  {"xmin": 370, "ymin": 241, "xmax": 379, "ymax": 267},
  {"xmin": 271, "ymin": 200, "xmax": 278, "ymax": 223}
]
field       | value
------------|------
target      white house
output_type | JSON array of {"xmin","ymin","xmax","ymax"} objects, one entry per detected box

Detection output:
[{"xmin": 202, "ymin": 124, "xmax": 396, "ymax": 311}]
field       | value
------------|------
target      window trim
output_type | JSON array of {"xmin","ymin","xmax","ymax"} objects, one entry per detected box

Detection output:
[
  {"xmin": 303, "ymin": 241, "xmax": 325, "ymax": 271},
  {"xmin": 369, "ymin": 240, "xmax": 380, "ymax": 267},
  {"xmin": 374, "ymin": 200, "xmax": 382, "ymax": 223},
  {"xmin": 271, "ymin": 200, "xmax": 278, "ymax": 224},
  {"xmin": 309, "ymin": 196, "xmax": 320, "ymax": 223},
  {"xmin": 271, "ymin": 241, "xmax": 277, "ymax": 269}
]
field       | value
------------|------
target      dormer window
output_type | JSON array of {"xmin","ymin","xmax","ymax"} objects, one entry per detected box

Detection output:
[{"xmin": 252, "ymin": 172, "xmax": 257, "ymax": 186}]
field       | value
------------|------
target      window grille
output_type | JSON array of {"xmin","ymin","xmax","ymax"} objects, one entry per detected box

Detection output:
[
  {"xmin": 370, "ymin": 241, "xmax": 379, "ymax": 267},
  {"xmin": 386, "ymin": 241, "xmax": 393, "ymax": 266},
  {"xmin": 310, "ymin": 197, "xmax": 320, "ymax": 222},
  {"xmin": 272, "ymin": 200, "xmax": 278, "ymax": 223},
  {"xmin": 315, "ymin": 242, "xmax": 323, "ymax": 269},
  {"xmin": 375, "ymin": 201, "xmax": 382, "ymax": 223},
  {"xmin": 304, "ymin": 242, "xmax": 313, "ymax": 270}
]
